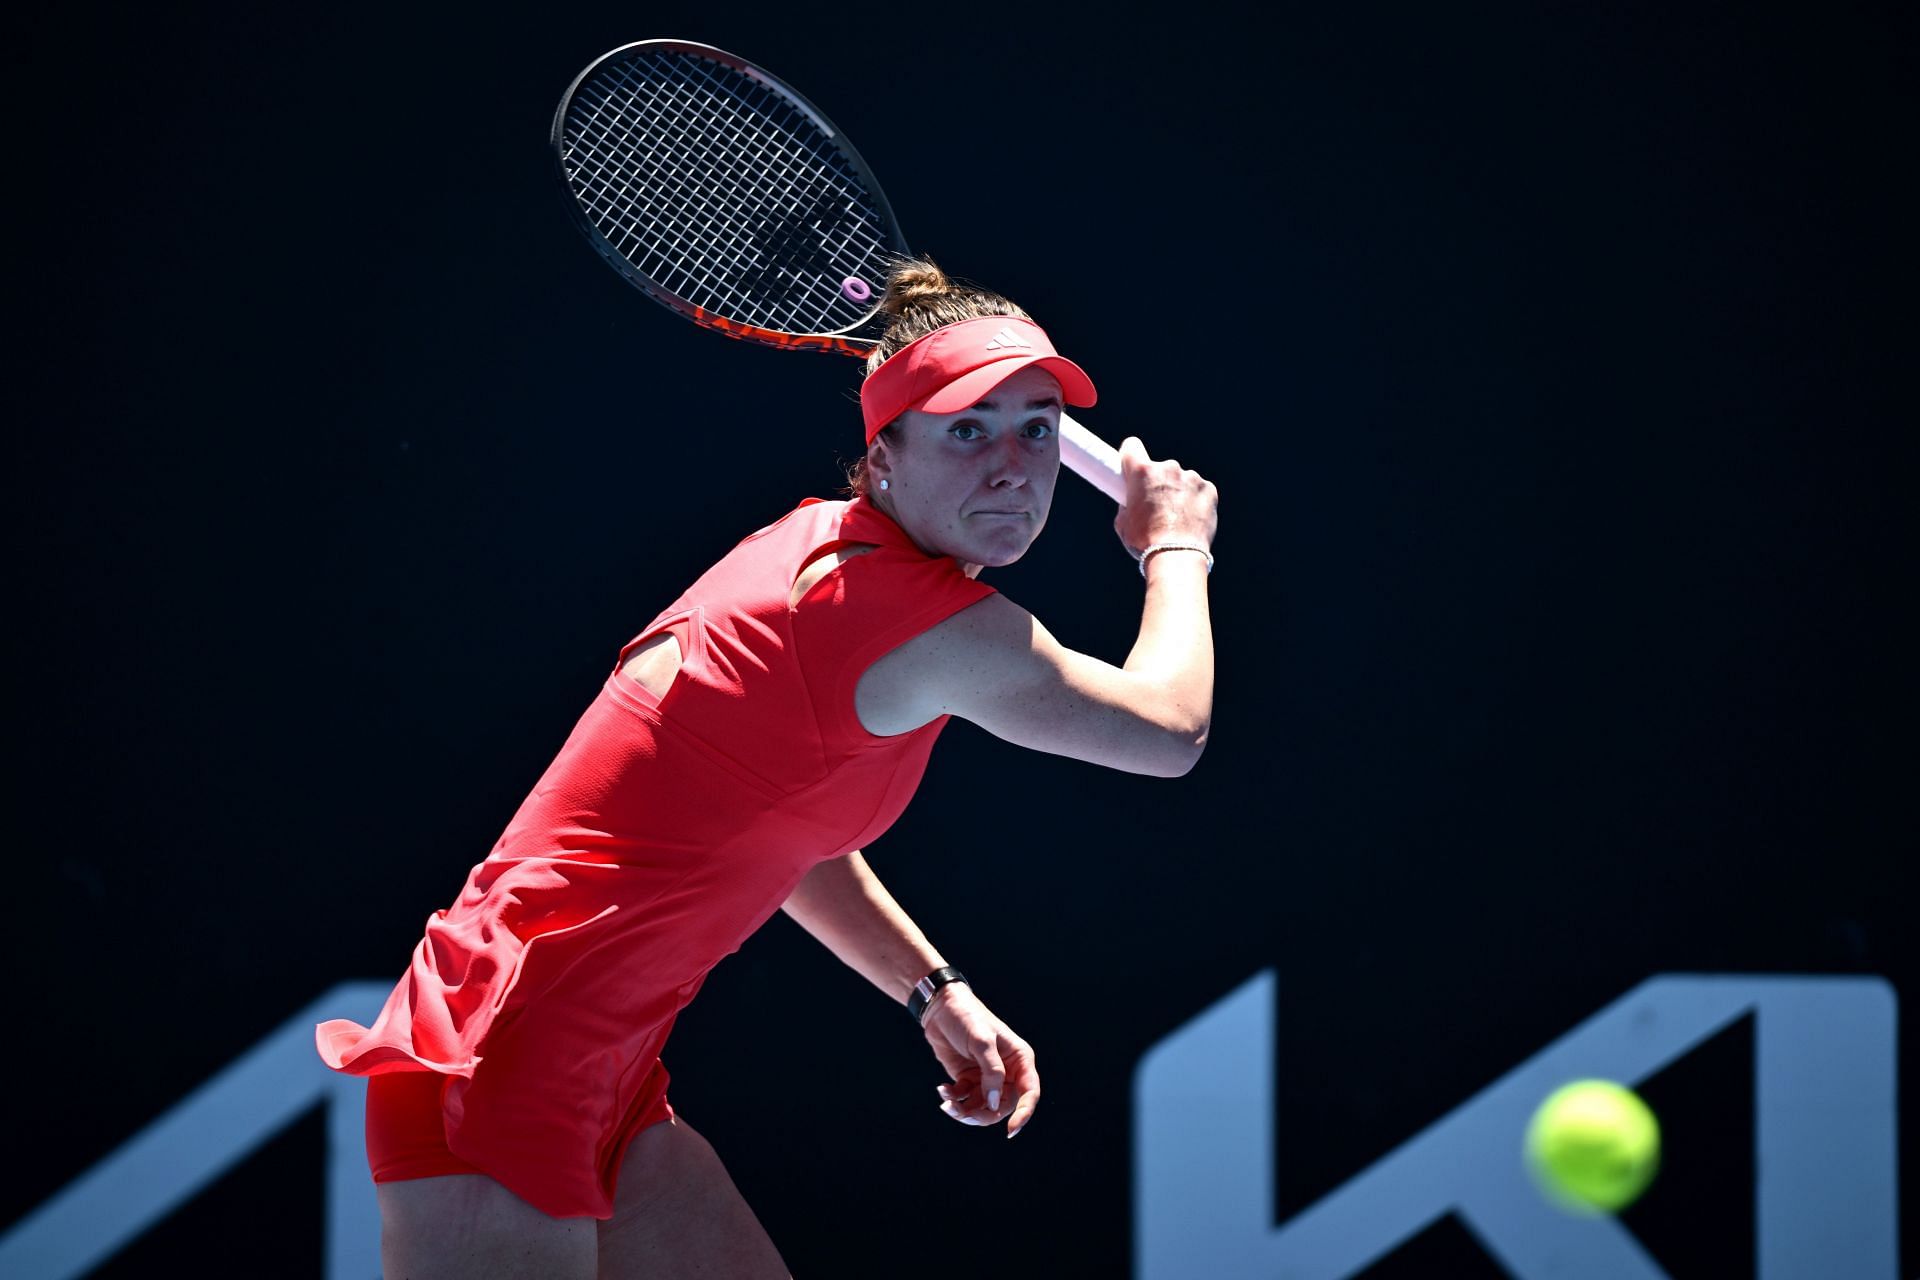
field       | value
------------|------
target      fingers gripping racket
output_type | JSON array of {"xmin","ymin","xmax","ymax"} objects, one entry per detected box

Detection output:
[{"xmin": 551, "ymin": 38, "xmax": 1128, "ymax": 503}]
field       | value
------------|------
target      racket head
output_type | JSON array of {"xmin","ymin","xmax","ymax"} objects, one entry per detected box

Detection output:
[{"xmin": 552, "ymin": 39, "xmax": 907, "ymax": 357}]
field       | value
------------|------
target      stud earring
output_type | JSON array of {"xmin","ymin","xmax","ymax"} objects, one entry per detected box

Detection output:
[{"xmin": 878, "ymin": 478, "xmax": 889, "ymax": 491}]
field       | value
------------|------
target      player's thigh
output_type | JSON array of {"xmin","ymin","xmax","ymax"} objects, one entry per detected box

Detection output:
[
  {"xmin": 378, "ymin": 1172, "xmax": 596, "ymax": 1280},
  {"xmin": 597, "ymin": 1115, "xmax": 791, "ymax": 1280}
]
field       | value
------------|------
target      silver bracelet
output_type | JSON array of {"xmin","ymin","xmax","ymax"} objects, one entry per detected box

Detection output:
[{"xmin": 1138, "ymin": 541, "xmax": 1214, "ymax": 577}]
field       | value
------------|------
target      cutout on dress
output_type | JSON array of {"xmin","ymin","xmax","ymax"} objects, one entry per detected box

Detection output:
[
  {"xmin": 789, "ymin": 542, "xmax": 880, "ymax": 609},
  {"xmin": 619, "ymin": 615, "xmax": 695, "ymax": 704}
]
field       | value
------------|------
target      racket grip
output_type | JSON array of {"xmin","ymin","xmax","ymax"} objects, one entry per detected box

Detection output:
[{"xmin": 1060, "ymin": 414, "xmax": 1128, "ymax": 505}]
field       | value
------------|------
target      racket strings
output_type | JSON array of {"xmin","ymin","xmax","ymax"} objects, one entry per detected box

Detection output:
[
  {"xmin": 561, "ymin": 50, "xmax": 896, "ymax": 336},
  {"xmin": 651, "ymin": 67, "xmax": 889, "ymax": 330},
  {"xmin": 577, "ymin": 75, "xmax": 757, "ymax": 305},
  {"xmin": 644, "ymin": 67, "xmax": 855, "ymax": 324},
  {"xmin": 574, "ymin": 79, "xmax": 854, "ymax": 328}
]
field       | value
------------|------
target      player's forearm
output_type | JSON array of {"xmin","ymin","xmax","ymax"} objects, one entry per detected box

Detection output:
[
  {"xmin": 1123, "ymin": 552, "xmax": 1214, "ymax": 747},
  {"xmin": 780, "ymin": 851, "xmax": 946, "ymax": 1007}
]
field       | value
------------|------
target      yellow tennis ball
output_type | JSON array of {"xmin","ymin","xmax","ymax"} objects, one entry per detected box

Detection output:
[{"xmin": 1524, "ymin": 1079, "xmax": 1661, "ymax": 1213}]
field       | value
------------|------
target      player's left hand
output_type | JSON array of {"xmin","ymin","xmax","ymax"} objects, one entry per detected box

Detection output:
[{"xmin": 920, "ymin": 984, "xmax": 1040, "ymax": 1138}]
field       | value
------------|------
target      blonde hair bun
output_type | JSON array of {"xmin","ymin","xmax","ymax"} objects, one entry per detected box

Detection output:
[
  {"xmin": 864, "ymin": 256, "xmax": 1032, "ymax": 375},
  {"xmin": 878, "ymin": 260, "xmax": 954, "ymax": 317}
]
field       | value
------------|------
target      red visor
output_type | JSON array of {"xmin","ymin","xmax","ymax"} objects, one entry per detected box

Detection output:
[{"xmin": 859, "ymin": 316, "xmax": 1097, "ymax": 443}]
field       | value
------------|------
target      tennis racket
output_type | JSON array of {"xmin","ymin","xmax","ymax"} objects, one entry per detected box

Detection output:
[{"xmin": 550, "ymin": 38, "xmax": 1128, "ymax": 504}]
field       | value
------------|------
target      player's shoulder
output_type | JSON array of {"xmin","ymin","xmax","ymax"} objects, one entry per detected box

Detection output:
[
  {"xmin": 855, "ymin": 591, "xmax": 1045, "ymax": 733},
  {"xmin": 870, "ymin": 589, "xmax": 1036, "ymax": 675}
]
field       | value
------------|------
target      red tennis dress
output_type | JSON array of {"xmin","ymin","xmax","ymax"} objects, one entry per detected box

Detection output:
[{"xmin": 315, "ymin": 495, "xmax": 995, "ymax": 1218}]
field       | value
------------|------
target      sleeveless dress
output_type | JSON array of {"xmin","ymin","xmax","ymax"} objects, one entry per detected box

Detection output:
[{"xmin": 315, "ymin": 495, "xmax": 996, "ymax": 1217}]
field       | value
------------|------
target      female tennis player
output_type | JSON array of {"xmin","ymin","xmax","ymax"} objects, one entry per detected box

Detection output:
[{"xmin": 316, "ymin": 258, "xmax": 1217, "ymax": 1278}]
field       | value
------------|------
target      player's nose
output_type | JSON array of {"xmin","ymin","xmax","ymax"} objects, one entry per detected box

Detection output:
[{"xmin": 985, "ymin": 436, "xmax": 1031, "ymax": 487}]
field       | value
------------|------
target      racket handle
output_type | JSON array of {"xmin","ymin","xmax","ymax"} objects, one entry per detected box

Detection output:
[{"xmin": 1060, "ymin": 414, "xmax": 1128, "ymax": 505}]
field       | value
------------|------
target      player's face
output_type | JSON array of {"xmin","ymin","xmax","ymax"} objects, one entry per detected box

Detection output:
[{"xmin": 872, "ymin": 365, "xmax": 1062, "ymax": 574}]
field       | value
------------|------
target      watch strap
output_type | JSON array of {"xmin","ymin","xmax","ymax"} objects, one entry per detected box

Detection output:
[{"xmin": 907, "ymin": 966, "xmax": 968, "ymax": 1024}]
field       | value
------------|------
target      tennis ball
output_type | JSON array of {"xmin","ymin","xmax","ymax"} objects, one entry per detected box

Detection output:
[{"xmin": 1524, "ymin": 1079, "xmax": 1661, "ymax": 1213}]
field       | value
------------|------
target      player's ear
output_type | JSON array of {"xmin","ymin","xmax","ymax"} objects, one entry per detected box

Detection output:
[{"xmin": 866, "ymin": 435, "xmax": 896, "ymax": 485}]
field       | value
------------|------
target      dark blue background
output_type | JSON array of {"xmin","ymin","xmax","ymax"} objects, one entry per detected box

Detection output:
[{"xmin": 9, "ymin": 2, "xmax": 1911, "ymax": 1275}]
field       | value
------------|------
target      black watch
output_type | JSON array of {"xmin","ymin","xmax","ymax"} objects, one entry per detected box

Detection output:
[{"xmin": 907, "ymin": 967, "xmax": 968, "ymax": 1024}]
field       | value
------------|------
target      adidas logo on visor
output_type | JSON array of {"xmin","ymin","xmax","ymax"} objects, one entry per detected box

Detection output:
[{"xmin": 981, "ymin": 326, "xmax": 1033, "ymax": 352}]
